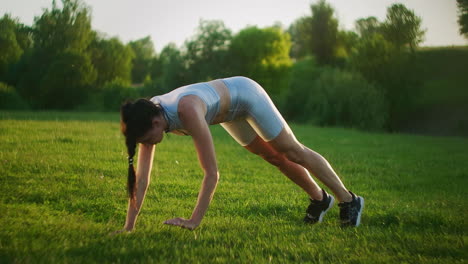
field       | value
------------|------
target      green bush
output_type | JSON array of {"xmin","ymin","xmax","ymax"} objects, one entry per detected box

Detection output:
[
  {"xmin": 282, "ymin": 57, "xmax": 321, "ymax": 121},
  {"xmin": 285, "ymin": 62, "xmax": 388, "ymax": 130},
  {"xmin": 312, "ymin": 68, "xmax": 388, "ymax": 130},
  {"xmin": 349, "ymin": 34, "xmax": 422, "ymax": 130},
  {"xmin": 39, "ymin": 51, "xmax": 97, "ymax": 109},
  {"xmin": 101, "ymin": 79, "xmax": 141, "ymax": 111},
  {"xmin": 0, "ymin": 82, "xmax": 29, "ymax": 110},
  {"xmin": 76, "ymin": 79, "xmax": 140, "ymax": 112}
]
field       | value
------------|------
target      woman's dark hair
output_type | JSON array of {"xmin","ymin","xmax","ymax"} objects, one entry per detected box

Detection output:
[{"xmin": 120, "ymin": 98, "xmax": 162, "ymax": 202}]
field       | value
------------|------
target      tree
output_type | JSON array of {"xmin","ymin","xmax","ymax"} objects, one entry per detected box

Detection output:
[
  {"xmin": 0, "ymin": 15, "xmax": 23, "ymax": 80},
  {"xmin": 39, "ymin": 51, "xmax": 96, "ymax": 109},
  {"xmin": 309, "ymin": 0, "xmax": 339, "ymax": 65},
  {"xmin": 157, "ymin": 43, "xmax": 188, "ymax": 92},
  {"xmin": 350, "ymin": 34, "xmax": 396, "ymax": 83},
  {"xmin": 128, "ymin": 36, "xmax": 156, "ymax": 84},
  {"xmin": 0, "ymin": 82, "xmax": 29, "ymax": 109},
  {"xmin": 16, "ymin": 0, "xmax": 95, "ymax": 108},
  {"xmin": 289, "ymin": 0, "xmax": 341, "ymax": 64},
  {"xmin": 184, "ymin": 19, "xmax": 232, "ymax": 82},
  {"xmin": 229, "ymin": 26, "xmax": 292, "ymax": 99},
  {"xmin": 0, "ymin": 15, "xmax": 32, "ymax": 82},
  {"xmin": 33, "ymin": 0, "xmax": 93, "ymax": 55},
  {"xmin": 288, "ymin": 16, "xmax": 313, "ymax": 59},
  {"xmin": 381, "ymin": 4, "xmax": 425, "ymax": 52},
  {"xmin": 457, "ymin": 0, "xmax": 468, "ymax": 38},
  {"xmin": 355, "ymin": 17, "xmax": 380, "ymax": 38},
  {"xmin": 89, "ymin": 34, "xmax": 134, "ymax": 87},
  {"xmin": 335, "ymin": 30, "xmax": 359, "ymax": 65},
  {"xmin": 350, "ymin": 33, "xmax": 420, "ymax": 130}
]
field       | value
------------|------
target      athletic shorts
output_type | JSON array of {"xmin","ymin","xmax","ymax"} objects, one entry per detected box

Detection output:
[{"xmin": 220, "ymin": 76, "xmax": 288, "ymax": 146}]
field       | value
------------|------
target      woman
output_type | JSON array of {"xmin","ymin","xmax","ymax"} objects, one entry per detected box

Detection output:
[{"xmin": 117, "ymin": 76, "xmax": 364, "ymax": 232}]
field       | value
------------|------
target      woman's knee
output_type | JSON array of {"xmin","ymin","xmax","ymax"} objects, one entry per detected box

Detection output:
[
  {"xmin": 261, "ymin": 152, "xmax": 287, "ymax": 167},
  {"xmin": 283, "ymin": 146, "xmax": 306, "ymax": 165}
]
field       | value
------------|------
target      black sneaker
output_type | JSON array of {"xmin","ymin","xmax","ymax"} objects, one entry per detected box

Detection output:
[
  {"xmin": 304, "ymin": 189, "xmax": 335, "ymax": 224},
  {"xmin": 338, "ymin": 191, "xmax": 364, "ymax": 227}
]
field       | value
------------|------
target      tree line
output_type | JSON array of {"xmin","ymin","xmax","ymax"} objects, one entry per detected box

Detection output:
[{"xmin": 1, "ymin": 0, "xmax": 467, "ymax": 131}]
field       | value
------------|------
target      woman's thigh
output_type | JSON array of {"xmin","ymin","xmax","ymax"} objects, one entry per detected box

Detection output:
[
  {"xmin": 221, "ymin": 77, "xmax": 300, "ymax": 150},
  {"xmin": 220, "ymin": 119, "xmax": 257, "ymax": 146}
]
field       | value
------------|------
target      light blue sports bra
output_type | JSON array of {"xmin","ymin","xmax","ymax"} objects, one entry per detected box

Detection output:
[{"xmin": 150, "ymin": 81, "xmax": 220, "ymax": 134}]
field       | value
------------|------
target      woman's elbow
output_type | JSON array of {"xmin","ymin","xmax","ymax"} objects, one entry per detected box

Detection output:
[{"xmin": 206, "ymin": 170, "xmax": 220, "ymax": 182}]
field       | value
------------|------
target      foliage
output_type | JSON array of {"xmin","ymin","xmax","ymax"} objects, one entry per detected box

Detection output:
[
  {"xmin": 289, "ymin": 0, "xmax": 343, "ymax": 65},
  {"xmin": 349, "ymin": 34, "xmax": 396, "ymax": 83},
  {"xmin": 77, "ymin": 79, "xmax": 140, "ymax": 111},
  {"xmin": 0, "ymin": 15, "xmax": 28, "ymax": 81},
  {"xmin": 288, "ymin": 16, "xmax": 313, "ymax": 59},
  {"xmin": 380, "ymin": 4, "xmax": 426, "ymax": 52},
  {"xmin": 458, "ymin": 0, "xmax": 468, "ymax": 38},
  {"xmin": 39, "ymin": 51, "xmax": 97, "ymax": 109},
  {"xmin": 0, "ymin": 82, "xmax": 28, "ymax": 109},
  {"xmin": 128, "ymin": 36, "xmax": 156, "ymax": 84},
  {"xmin": 309, "ymin": 0, "xmax": 339, "ymax": 65},
  {"xmin": 14, "ymin": 0, "xmax": 95, "ymax": 109},
  {"xmin": 283, "ymin": 57, "xmax": 321, "ymax": 121},
  {"xmin": 349, "ymin": 34, "xmax": 421, "ymax": 130},
  {"xmin": 1, "ymin": 0, "xmax": 465, "ymax": 134},
  {"xmin": 312, "ymin": 67, "xmax": 387, "ymax": 130},
  {"xmin": 285, "ymin": 61, "xmax": 387, "ymax": 130},
  {"xmin": 0, "ymin": 112, "xmax": 467, "ymax": 263},
  {"xmin": 184, "ymin": 20, "xmax": 232, "ymax": 83},
  {"xmin": 355, "ymin": 16, "xmax": 380, "ymax": 38},
  {"xmin": 89, "ymin": 35, "xmax": 134, "ymax": 87},
  {"xmin": 33, "ymin": 0, "xmax": 93, "ymax": 55},
  {"xmin": 100, "ymin": 79, "xmax": 140, "ymax": 111},
  {"xmin": 156, "ymin": 43, "xmax": 189, "ymax": 92},
  {"xmin": 403, "ymin": 47, "xmax": 468, "ymax": 136},
  {"xmin": 334, "ymin": 30, "xmax": 359, "ymax": 66},
  {"xmin": 229, "ymin": 26, "xmax": 292, "ymax": 100}
]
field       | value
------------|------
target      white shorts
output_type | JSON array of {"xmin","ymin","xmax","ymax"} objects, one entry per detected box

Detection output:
[{"xmin": 220, "ymin": 77, "xmax": 288, "ymax": 146}]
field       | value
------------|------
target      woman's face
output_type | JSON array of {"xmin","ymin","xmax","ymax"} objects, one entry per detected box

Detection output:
[{"xmin": 137, "ymin": 117, "xmax": 165, "ymax": 145}]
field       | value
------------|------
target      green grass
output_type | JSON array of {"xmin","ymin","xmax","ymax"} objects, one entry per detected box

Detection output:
[{"xmin": 0, "ymin": 111, "xmax": 467, "ymax": 263}]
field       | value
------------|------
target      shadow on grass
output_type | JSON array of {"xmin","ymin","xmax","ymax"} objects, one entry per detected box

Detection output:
[{"xmin": 365, "ymin": 210, "xmax": 462, "ymax": 234}]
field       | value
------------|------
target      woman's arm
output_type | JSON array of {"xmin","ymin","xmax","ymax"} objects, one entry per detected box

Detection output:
[
  {"xmin": 164, "ymin": 96, "xmax": 219, "ymax": 230},
  {"xmin": 123, "ymin": 143, "xmax": 155, "ymax": 231}
]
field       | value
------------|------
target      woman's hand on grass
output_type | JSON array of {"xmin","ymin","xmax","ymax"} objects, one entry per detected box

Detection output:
[{"xmin": 164, "ymin": 217, "xmax": 199, "ymax": 230}]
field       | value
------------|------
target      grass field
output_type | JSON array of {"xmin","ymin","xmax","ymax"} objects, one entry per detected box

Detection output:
[{"xmin": 0, "ymin": 111, "xmax": 467, "ymax": 263}]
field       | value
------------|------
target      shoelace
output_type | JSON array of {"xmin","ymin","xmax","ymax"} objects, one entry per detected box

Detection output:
[{"xmin": 339, "ymin": 202, "xmax": 357, "ymax": 223}]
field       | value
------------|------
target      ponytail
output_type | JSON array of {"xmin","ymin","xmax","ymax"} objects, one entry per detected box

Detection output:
[
  {"xmin": 126, "ymin": 138, "xmax": 137, "ymax": 202},
  {"xmin": 120, "ymin": 98, "xmax": 163, "ymax": 202}
]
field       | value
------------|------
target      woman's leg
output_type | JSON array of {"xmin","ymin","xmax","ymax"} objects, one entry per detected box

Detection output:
[
  {"xmin": 221, "ymin": 77, "xmax": 362, "ymax": 225},
  {"xmin": 221, "ymin": 119, "xmax": 339, "ymax": 224},
  {"xmin": 244, "ymin": 135, "xmax": 323, "ymax": 200},
  {"xmin": 268, "ymin": 126, "xmax": 353, "ymax": 202},
  {"xmin": 221, "ymin": 120, "xmax": 323, "ymax": 200}
]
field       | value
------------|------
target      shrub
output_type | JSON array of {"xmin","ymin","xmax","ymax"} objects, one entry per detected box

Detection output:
[
  {"xmin": 284, "ymin": 61, "xmax": 388, "ymax": 130},
  {"xmin": 39, "ymin": 51, "xmax": 97, "ymax": 109},
  {"xmin": 0, "ymin": 82, "xmax": 29, "ymax": 110},
  {"xmin": 100, "ymin": 79, "xmax": 140, "ymax": 111},
  {"xmin": 349, "ymin": 34, "xmax": 421, "ymax": 130},
  {"xmin": 311, "ymin": 68, "xmax": 388, "ymax": 130},
  {"xmin": 282, "ymin": 57, "xmax": 321, "ymax": 121}
]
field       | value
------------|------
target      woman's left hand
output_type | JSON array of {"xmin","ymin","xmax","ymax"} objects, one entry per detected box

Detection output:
[{"xmin": 164, "ymin": 217, "xmax": 199, "ymax": 230}]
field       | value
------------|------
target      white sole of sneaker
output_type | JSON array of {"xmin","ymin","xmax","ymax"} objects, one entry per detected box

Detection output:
[
  {"xmin": 355, "ymin": 197, "xmax": 364, "ymax": 227},
  {"xmin": 318, "ymin": 195, "xmax": 335, "ymax": 223}
]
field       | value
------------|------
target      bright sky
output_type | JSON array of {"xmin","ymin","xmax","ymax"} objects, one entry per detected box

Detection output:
[{"xmin": 2, "ymin": 0, "xmax": 466, "ymax": 52}]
